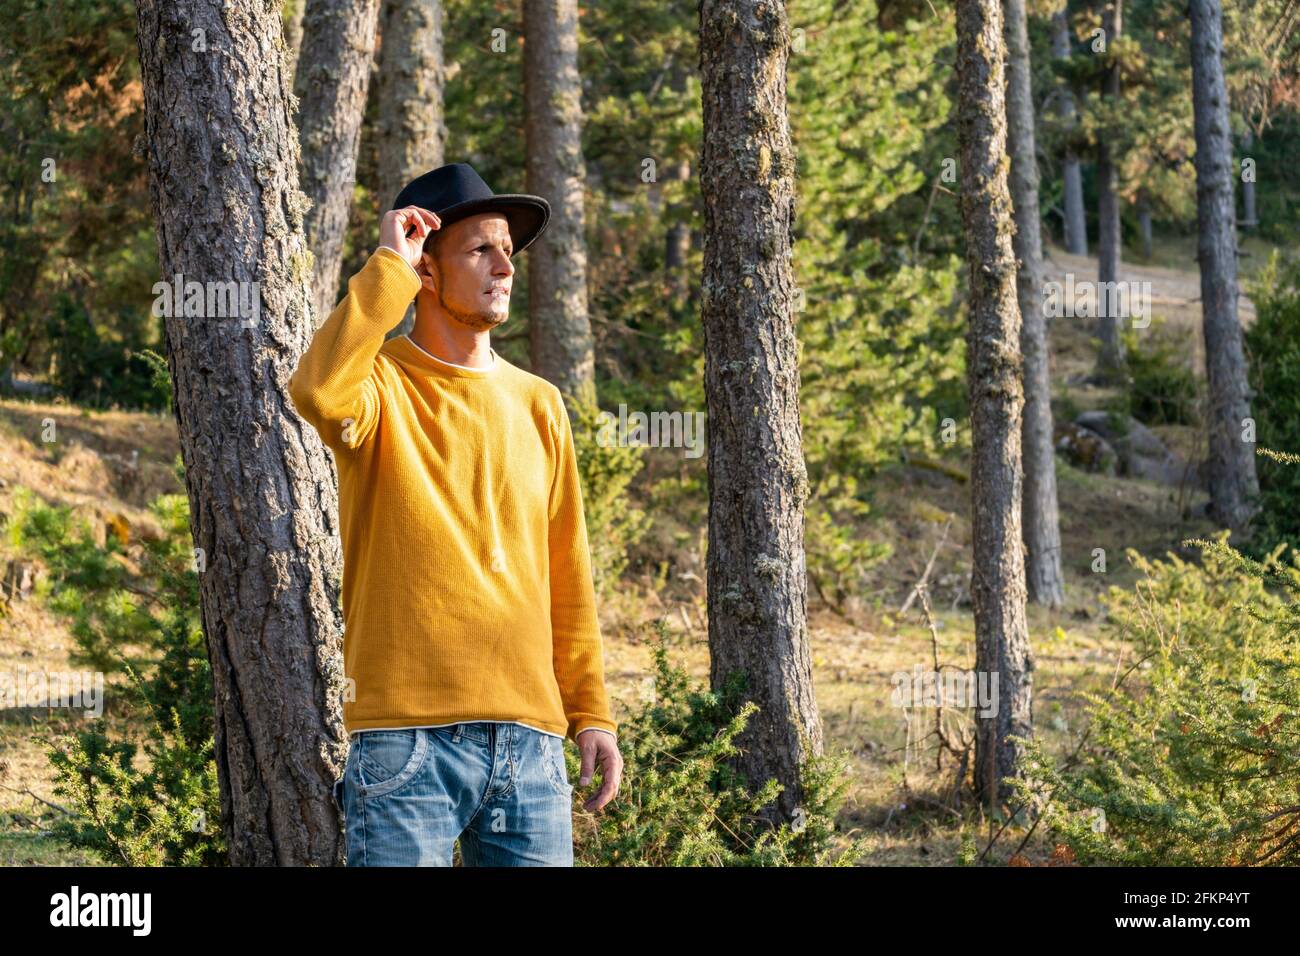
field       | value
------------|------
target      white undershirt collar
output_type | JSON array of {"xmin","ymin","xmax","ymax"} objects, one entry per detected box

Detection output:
[{"xmin": 405, "ymin": 335, "xmax": 496, "ymax": 371}]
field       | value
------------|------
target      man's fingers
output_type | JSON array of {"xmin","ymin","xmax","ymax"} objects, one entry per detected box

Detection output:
[{"xmin": 581, "ymin": 753, "xmax": 621, "ymax": 811}]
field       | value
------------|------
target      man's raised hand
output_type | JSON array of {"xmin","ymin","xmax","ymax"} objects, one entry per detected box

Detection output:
[{"xmin": 379, "ymin": 206, "xmax": 441, "ymax": 270}]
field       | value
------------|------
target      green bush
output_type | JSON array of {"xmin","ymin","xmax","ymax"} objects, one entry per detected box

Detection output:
[
  {"xmin": 569, "ymin": 393, "xmax": 652, "ymax": 596},
  {"xmin": 1010, "ymin": 534, "xmax": 1300, "ymax": 865},
  {"xmin": 44, "ymin": 295, "xmax": 171, "ymax": 412},
  {"xmin": 572, "ymin": 619, "xmax": 866, "ymax": 866},
  {"xmin": 1246, "ymin": 252, "xmax": 1300, "ymax": 552},
  {"xmin": 1115, "ymin": 323, "xmax": 1201, "ymax": 427},
  {"xmin": 5, "ymin": 484, "xmax": 224, "ymax": 865}
]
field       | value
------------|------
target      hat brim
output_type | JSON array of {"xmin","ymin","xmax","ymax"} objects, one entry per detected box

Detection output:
[{"xmin": 420, "ymin": 195, "xmax": 551, "ymax": 257}]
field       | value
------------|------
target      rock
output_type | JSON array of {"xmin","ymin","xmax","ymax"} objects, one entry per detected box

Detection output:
[
  {"xmin": 1054, "ymin": 421, "xmax": 1118, "ymax": 476},
  {"xmin": 1075, "ymin": 411, "xmax": 1198, "ymax": 487}
]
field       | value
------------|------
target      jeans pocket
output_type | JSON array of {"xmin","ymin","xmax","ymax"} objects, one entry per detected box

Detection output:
[
  {"xmin": 355, "ymin": 729, "xmax": 429, "ymax": 798},
  {"xmin": 538, "ymin": 733, "xmax": 574, "ymax": 797}
]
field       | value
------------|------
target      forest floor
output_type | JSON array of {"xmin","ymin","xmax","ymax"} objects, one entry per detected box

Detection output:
[{"xmin": 0, "ymin": 237, "xmax": 1276, "ymax": 865}]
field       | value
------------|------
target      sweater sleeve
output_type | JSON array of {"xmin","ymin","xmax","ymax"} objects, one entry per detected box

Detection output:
[
  {"xmin": 548, "ymin": 395, "xmax": 619, "ymax": 743},
  {"xmin": 288, "ymin": 246, "xmax": 422, "ymax": 455}
]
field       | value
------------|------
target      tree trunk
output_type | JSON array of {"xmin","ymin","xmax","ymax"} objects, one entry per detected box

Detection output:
[
  {"xmin": 1051, "ymin": 5, "xmax": 1087, "ymax": 255},
  {"xmin": 1191, "ymin": 0, "xmax": 1259, "ymax": 533},
  {"xmin": 294, "ymin": 0, "xmax": 382, "ymax": 328},
  {"xmin": 700, "ymin": 0, "xmax": 821, "ymax": 829},
  {"xmin": 524, "ymin": 0, "xmax": 594, "ymax": 404},
  {"xmin": 1095, "ymin": 0, "xmax": 1124, "ymax": 377},
  {"xmin": 375, "ymin": 0, "xmax": 445, "ymax": 342},
  {"xmin": 665, "ymin": 157, "xmax": 692, "ymax": 301},
  {"xmin": 1240, "ymin": 127, "xmax": 1258, "ymax": 228},
  {"xmin": 955, "ymin": 0, "xmax": 1033, "ymax": 808},
  {"xmin": 134, "ymin": 0, "xmax": 348, "ymax": 865},
  {"xmin": 1137, "ymin": 189, "xmax": 1152, "ymax": 259},
  {"xmin": 284, "ymin": 0, "xmax": 306, "ymax": 80},
  {"xmin": 1006, "ymin": 0, "xmax": 1065, "ymax": 608}
]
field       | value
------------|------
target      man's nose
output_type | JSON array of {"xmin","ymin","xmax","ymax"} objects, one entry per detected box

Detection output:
[{"xmin": 493, "ymin": 250, "xmax": 514, "ymax": 276}]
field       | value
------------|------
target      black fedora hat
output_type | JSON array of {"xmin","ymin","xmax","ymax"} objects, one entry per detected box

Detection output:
[{"xmin": 390, "ymin": 162, "xmax": 550, "ymax": 256}]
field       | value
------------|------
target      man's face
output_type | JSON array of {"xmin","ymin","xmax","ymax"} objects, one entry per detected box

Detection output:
[{"xmin": 418, "ymin": 213, "xmax": 514, "ymax": 331}]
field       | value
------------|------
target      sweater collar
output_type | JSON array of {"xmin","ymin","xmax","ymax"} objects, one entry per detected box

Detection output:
[{"xmin": 397, "ymin": 335, "xmax": 499, "ymax": 379}]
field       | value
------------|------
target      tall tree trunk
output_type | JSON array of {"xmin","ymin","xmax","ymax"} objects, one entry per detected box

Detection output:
[
  {"xmin": 700, "ymin": 0, "xmax": 820, "ymax": 829},
  {"xmin": 524, "ymin": 0, "xmax": 594, "ymax": 404},
  {"xmin": 284, "ymin": 0, "xmax": 306, "ymax": 80},
  {"xmin": 665, "ymin": 157, "xmax": 692, "ymax": 301},
  {"xmin": 134, "ymin": 0, "xmax": 348, "ymax": 865},
  {"xmin": 1137, "ymin": 189, "xmax": 1152, "ymax": 259},
  {"xmin": 1240, "ymin": 127, "xmax": 1258, "ymax": 229},
  {"xmin": 1095, "ymin": 0, "xmax": 1124, "ymax": 376},
  {"xmin": 1191, "ymin": 0, "xmax": 1259, "ymax": 533},
  {"xmin": 294, "ymin": 0, "xmax": 382, "ymax": 327},
  {"xmin": 1051, "ymin": 5, "xmax": 1088, "ymax": 255},
  {"xmin": 375, "ymin": 0, "xmax": 445, "ymax": 341},
  {"xmin": 955, "ymin": 0, "xmax": 1033, "ymax": 808},
  {"xmin": 1006, "ymin": 0, "xmax": 1065, "ymax": 608}
]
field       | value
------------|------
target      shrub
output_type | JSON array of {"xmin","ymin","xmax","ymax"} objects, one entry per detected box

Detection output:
[
  {"xmin": 1010, "ymin": 533, "xmax": 1300, "ymax": 865},
  {"xmin": 1246, "ymin": 251, "xmax": 1300, "ymax": 552},
  {"xmin": 572, "ymin": 619, "xmax": 867, "ymax": 866},
  {"xmin": 5, "ymin": 484, "xmax": 224, "ymax": 865},
  {"xmin": 569, "ymin": 393, "xmax": 652, "ymax": 596},
  {"xmin": 1114, "ymin": 323, "xmax": 1201, "ymax": 427}
]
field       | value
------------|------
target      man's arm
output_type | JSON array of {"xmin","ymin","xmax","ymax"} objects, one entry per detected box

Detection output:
[
  {"xmin": 288, "ymin": 207, "xmax": 437, "ymax": 454},
  {"xmin": 287, "ymin": 247, "xmax": 420, "ymax": 453},
  {"xmin": 547, "ymin": 396, "xmax": 619, "ymax": 744}
]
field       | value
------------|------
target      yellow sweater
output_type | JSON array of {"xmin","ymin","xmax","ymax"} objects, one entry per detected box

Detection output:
[{"xmin": 288, "ymin": 246, "xmax": 617, "ymax": 743}]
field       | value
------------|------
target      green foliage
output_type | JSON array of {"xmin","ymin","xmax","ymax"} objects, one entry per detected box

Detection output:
[
  {"xmin": 1112, "ymin": 322, "xmax": 1201, "ymax": 426},
  {"xmin": 1246, "ymin": 251, "xmax": 1300, "ymax": 552},
  {"xmin": 0, "ymin": 0, "xmax": 157, "ymax": 391},
  {"xmin": 40, "ymin": 295, "xmax": 171, "ymax": 411},
  {"xmin": 569, "ymin": 394, "xmax": 652, "ymax": 595},
  {"xmin": 6, "ymin": 484, "xmax": 223, "ymax": 865},
  {"xmin": 1011, "ymin": 535, "xmax": 1300, "ymax": 865},
  {"xmin": 790, "ymin": 0, "xmax": 964, "ymax": 594},
  {"xmin": 573, "ymin": 619, "xmax": 866, "ymax": 866}
]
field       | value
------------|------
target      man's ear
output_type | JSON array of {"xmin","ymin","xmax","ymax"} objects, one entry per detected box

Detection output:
[{"xmin": 416, "ymin": 252, "xmax": 437, "ymax": 293}]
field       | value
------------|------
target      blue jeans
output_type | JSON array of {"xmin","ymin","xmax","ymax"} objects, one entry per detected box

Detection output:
[{"xmin": 332, "ymin": 722, "xmax": 575, "ymax": 866}]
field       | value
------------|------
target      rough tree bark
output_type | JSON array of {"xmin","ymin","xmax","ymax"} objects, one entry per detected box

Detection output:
[
  {"xmin": 1095, "ymin": 0, "xmax": 1125, "ymax": 376},
  {"xmin": 700, "ymin": 0, "xmax": 821, "ymax": 829},
  {"xmin": 134, "ymin": 0, "xmax": 349, "ymax": 865},
  {"xmin": 1191, "ymin": 0, "xmax": 1259, "ymax": 533},
  {"xmin": 955, "ymin": 0, "xmax": 1034, "ymax": 807},
  {"xmin": 375, "ymin": 0, "xmax": 445, "ymax": 341},
  {"xmin": 1006, "ymin": 0, "xmax": 1065, "ymax": 608},
  {"xmin": 294, "ymin": 0, "xmax": 382, "ymax": 328},
  {"xmin": 524, "ymin": 0, "xmax": 595, "ymax": 404},
  {"xmin": 1051, "ymin": 4, "xmax": 1088, "ymax": 255}
]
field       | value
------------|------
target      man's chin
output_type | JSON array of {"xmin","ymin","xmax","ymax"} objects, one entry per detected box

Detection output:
[{"xmin": 451, "ymin": 311, "xmax": 508, "ymax": 332}]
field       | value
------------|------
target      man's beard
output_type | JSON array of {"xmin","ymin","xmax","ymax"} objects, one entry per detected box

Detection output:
[{"xmin": 435, "ymin": 269, "xmax": 507, "ymax": 331}]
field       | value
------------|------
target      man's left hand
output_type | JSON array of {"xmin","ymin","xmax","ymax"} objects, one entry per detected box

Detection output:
[{"xmin": 575, "ymin": 731, "xmax": 622, "ymax": 812}]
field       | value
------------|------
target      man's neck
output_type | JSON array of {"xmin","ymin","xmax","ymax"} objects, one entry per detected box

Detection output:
[{"xmin": 409, "ymin": 316, "xmax": 494, "ymax": 369}]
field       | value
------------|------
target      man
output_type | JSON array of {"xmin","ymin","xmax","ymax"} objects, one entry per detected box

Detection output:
[{"xmin": 289, "ymin": 162, "xmax": 622, "ymax": 866}]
